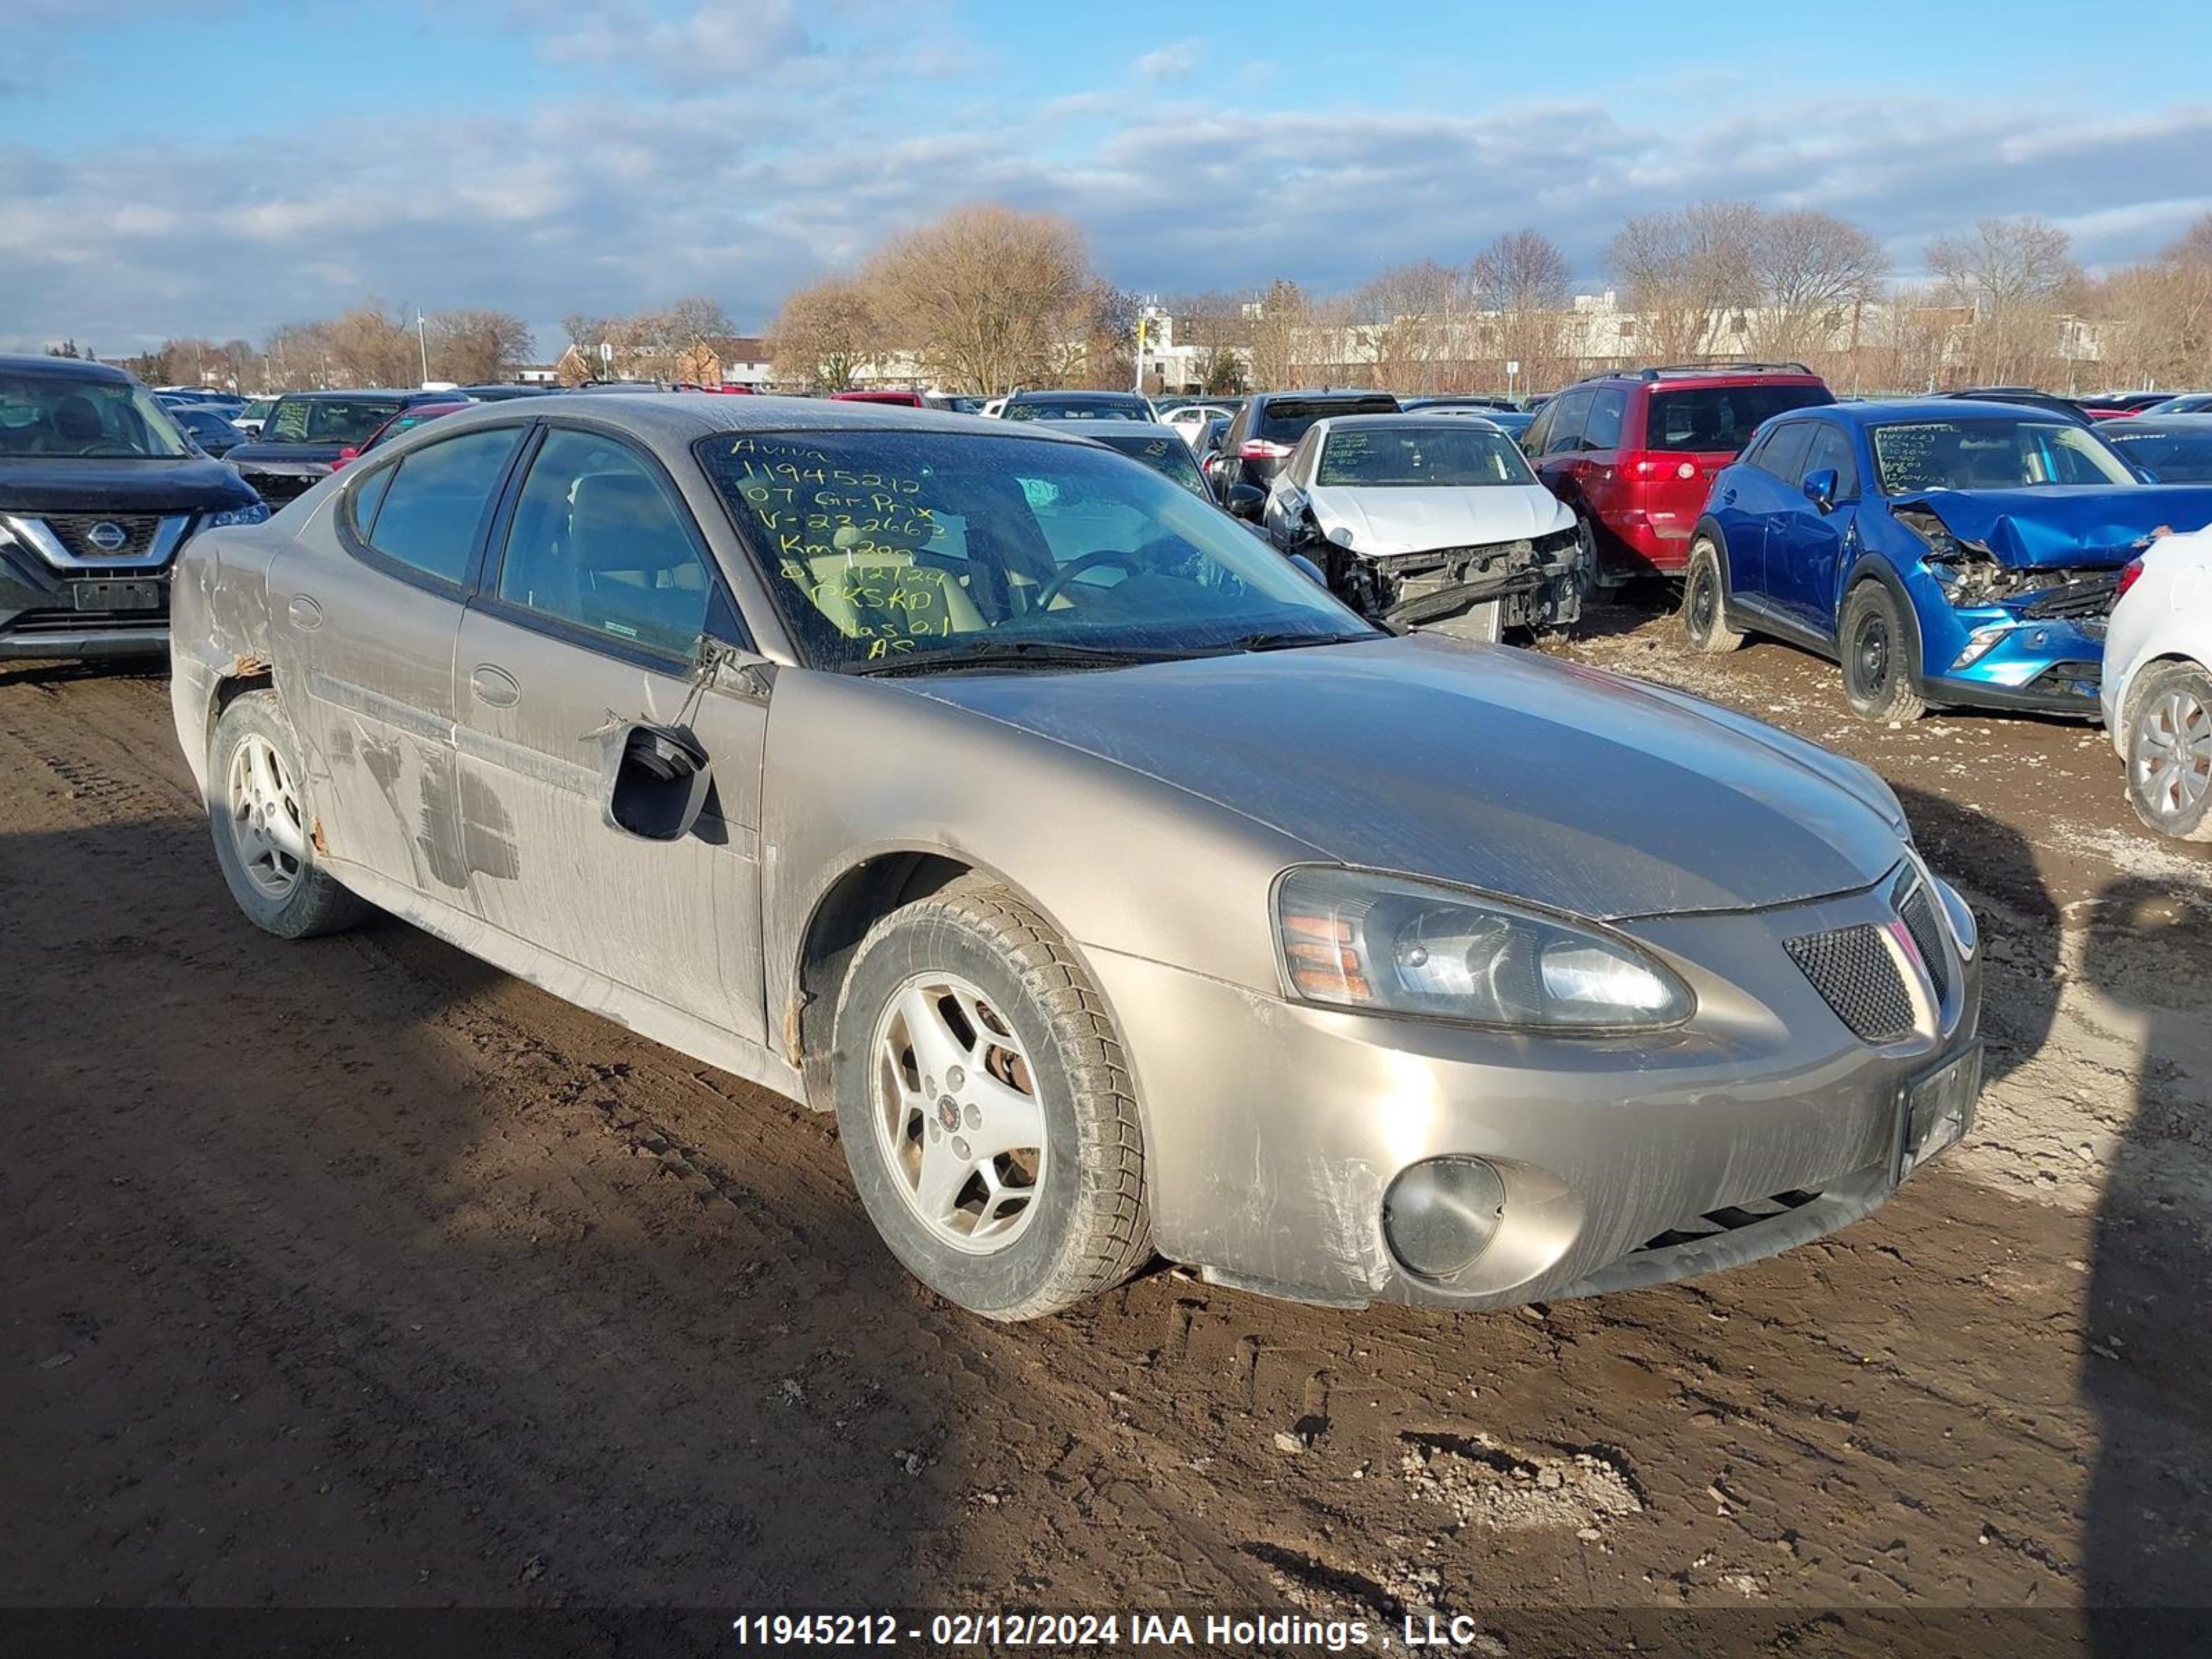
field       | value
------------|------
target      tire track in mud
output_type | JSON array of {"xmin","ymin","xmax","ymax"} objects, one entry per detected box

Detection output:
[{"xmin": 8, "ymin": 662, "xmax": 2211, "ymax": 1618}]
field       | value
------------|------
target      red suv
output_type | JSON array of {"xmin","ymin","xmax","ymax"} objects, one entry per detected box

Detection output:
[{"xmin": 1524, "ymin": 364, "xmax": 1833, "ymax": 586}]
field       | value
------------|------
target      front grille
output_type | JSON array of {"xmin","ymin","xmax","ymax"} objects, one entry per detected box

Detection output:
[
  {"xmin": 2032, "ymin": 659, "xmax": 2102, "ymax": 695},
  {"xmin": 2021, "ymin": 574, "xmax": 2118, "ymax": 619},
  {"xmin": 1635, "ymin": 1188, "xmax": 1822, "ymax": 1253},
  {"xmin": 1897, "ymin": 880, "xmax": 1951, "ymax": 1004},
  {"xmin": 32, "ymin": 513, "xmax": 166, "ymax": 559},
  {"xmin": 1786, "ymin": 924, "xmax": 1915, "ymax": 1043}
]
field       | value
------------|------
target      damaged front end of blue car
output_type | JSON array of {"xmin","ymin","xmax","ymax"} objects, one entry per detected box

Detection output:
[{"xmin": 1888, "ymin": 487, "xmax": 2212, "ymax": 717}]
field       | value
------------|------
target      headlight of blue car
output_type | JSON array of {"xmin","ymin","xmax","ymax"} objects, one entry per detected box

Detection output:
[
  {"xmin": 202, "ymin": 501, "xmax": 270, "ymax": 529},
  {"xmin": 1275, "ymin": 866, "xmax": 1694, "ymax": 1031}
]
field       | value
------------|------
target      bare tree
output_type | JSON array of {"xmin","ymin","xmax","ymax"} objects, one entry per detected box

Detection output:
[
  {"xmin": 1606, "ymin": 203, "xmax": 1761, "ymax": 362},
  {"xmin": 1927, "ymin": 216, "xmax": 2083, "ymax": 385},
  {"xmin": 1472, "ymin": 230, "xmax": 1573, "ymax": 391},
  {"xmin": 863, "ymin": 204, "xmax": 1096, "ymax": 394},
  {"xmin": 1745, "ymin": 210, "xmax": 1888, "ymax": 364},
  {"xmin": 1246, "ymin": 279, "xmax": 1311, "ymax": 391},
  {"xmin": 768, "ymin": 276, "xmax": 885, "ymax": 391},
  {"xmin": 426, "ymin": 309, "xmax": 534, "ymax": 384},
  {"xmin": 1161, "ymin": 291, "xmax": 1253, "ymax": 393},
  {"xmin": 2089, "ymin": 214, "xmax": 2212, "ymax": 391},
  {"xmin": 1342, "ymin": 260, "xmax": 1472, "ymax": 393}
]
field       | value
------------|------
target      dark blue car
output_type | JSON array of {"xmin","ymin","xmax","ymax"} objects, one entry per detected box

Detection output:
[{"xmin": 1681, "ymin": 399, "xmax": 2212, "ymax": 721}]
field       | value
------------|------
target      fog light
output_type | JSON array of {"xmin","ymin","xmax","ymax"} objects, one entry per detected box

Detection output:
[
  {"xmin": 1953, "ymin": 624, "xmax": 2008, "ymax": 669},
  {"xmin": 1383, "ymin": 1157, "xmax": 1507, "ymax": 1281}
]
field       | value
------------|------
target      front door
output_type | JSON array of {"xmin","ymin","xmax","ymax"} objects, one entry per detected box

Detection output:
[
  {"xmin": 450, "ymin": 424, "xmax": 769, "ymax": 1042},
  {"xmin": 1766, "ymin": 422, "xmax": 1862, "ymax": 637},
  {"xmin": 274, "ymin": 423, "xmax": 529, "ymax": 899}
]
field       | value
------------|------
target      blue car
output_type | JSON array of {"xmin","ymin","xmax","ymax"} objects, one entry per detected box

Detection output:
[{"xmin": 1681, "ymin": 400, "xmax": 2212, "ymax": 721}]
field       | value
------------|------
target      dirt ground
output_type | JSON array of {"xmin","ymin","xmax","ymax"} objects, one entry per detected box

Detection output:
[{"xmin": 5, "ymin": 604, "xmax": 2210, "ymax": 1649}]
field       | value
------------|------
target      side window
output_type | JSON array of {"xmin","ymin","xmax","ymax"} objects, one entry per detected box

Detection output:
[
  {"xmin": 1583, "ymin": 388, "xmax": 1627, "ymax": 453},
  {"xmin": 1520, "ymin": 402, "xmax": 1557, "ymax": 456},
  {"xmin": 1544, "ymin": 391, "xmax": 1594, "ymax": 456},
  {"xmin": 495, "ymin": 429, "xmax": 714, "ymax": 658},
  {"xmin": 346, "ymin": 463, "xmax": 397, "ymax": 540},
  {"xmin": 1756, "ymin": 423, "xmax": 1817, "ymax": 488},
  {"xmin": 358, "ymin": 427, "xmax": 523, "ymax": 585},
  {"xmin": 1800, "ymin": 424, "xmax": 1859, "ymax": 498}
]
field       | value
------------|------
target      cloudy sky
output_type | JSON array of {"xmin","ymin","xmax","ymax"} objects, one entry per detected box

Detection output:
[{"xmin": 5, "ymin": 0, "xmax": 2211, "ymax": 356}]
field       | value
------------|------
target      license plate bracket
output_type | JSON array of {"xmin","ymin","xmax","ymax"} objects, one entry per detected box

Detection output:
[
  {"xmin": 1897, "ymin": 1040, "xmax": 1983, "ymax": 1182},
  {"xmin": 71, "ymin": 578, "xmax": 164, "ymax": 612}
]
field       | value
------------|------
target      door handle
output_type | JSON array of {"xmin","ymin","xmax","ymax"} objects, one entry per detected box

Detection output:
[
  {"xmin": 288, "ymin": 594, "xmax": 323, "ymax": 630},
  {"xmin": 469, "ymin": 664, "xmax": 521, "ymax": 708}
]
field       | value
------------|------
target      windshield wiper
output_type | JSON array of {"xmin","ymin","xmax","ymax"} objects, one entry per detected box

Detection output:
[
  {"xmin": 1218, "ymin": 630, "xmax": 1383, "ymax": 654},
  {"xmin": 851, "ymin": 638, "xmax": 1194, "ymax": 677}
]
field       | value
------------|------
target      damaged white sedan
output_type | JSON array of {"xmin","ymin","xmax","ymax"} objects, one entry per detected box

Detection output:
[{"xmin": 1259, "ymin": 415, "xmax": 1582, "ymax": 637}]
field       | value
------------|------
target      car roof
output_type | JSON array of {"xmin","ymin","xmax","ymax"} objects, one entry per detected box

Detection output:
[
  {"xmin": 1314, "ymin": 413, "xmax": 1504, "ymax": 434},
  {"xmin": 0, "ymin": 352, "xmax": 133, "ymax": 384},
  {"xmin": 2104, "ymin": 413, "xmax": 2212, "ymax": 432},
  {"xmin": 274, "ymin": 388, "xmax": 428, "ymax": 400},
  {"xmin": 1040, "ymin": 420, "xmax": 1184, "ymax": 441},
  {"xmin": 1003, "ymin": 389, "xmax": 1147, "ymax": 402},
  {"xmin": 412, "ymin": 392, "xmax": 1101, "ymax": 448},
  {"xmin": 1573, "ymin": 364, "xmax": 1826, "ymax": 389},
  {"xmin": 1777, "ymin": 398, "xmax": 2101, "ymax": 427},
  {"xmin": 1255, "ymin": 388, "xmax": 1393, "ymax": 402}
]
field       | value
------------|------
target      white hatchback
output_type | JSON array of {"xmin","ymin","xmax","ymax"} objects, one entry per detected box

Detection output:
[{"xmin": 2101, "ymin": 525, "xmax": 2212, "ymax": 840}]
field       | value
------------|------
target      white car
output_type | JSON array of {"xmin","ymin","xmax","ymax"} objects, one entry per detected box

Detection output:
[
  {"xmin": 2102, "ymin": 525, "xmax": 2212, "ymax": 839},
  {"xmin": 1164, "ymin": 402, "xmax": 1234, "ymax": 449},
  {"xmin": 1258, "ymin": 414, "xmax": 1582, "ymax": 638}
]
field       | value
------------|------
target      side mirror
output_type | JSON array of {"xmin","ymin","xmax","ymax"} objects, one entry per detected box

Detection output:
[
  {"xmin": 601, "ymin": 722, "xmax": 711, "ymax": 841},
  {"xmin": 1802, "ymin": 468, "xmax": 1839, "ymax": 514},
  {"xmin": 2133, "ymin": 462, "xmax": 2162, "ymax": 485},
  {"xmin": 1228, "ymin": 483, "xmax": 1266, "ymax": 521},
  {"xmin": 1287, "ymin": 553, "xmax": 1327, "ymax": 585},
  {"xmin": 333, "ymin": 445, "xmax": 359, "ymax": 470}
]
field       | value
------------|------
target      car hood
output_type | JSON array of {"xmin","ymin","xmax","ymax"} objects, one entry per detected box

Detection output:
[
  {"xmin": 1312, "ymin": 484, "xmax": 1571, "ymax": 555},
  {"xmin": 0, "ymin": 454, "xmax": 256, "ymax": 514},
  {"xmin": 912, "ymin": 633, "xmax": 1907, "ymax": 920},
  {"xmin": 225, "ymin": 440, "xmax": 348, "ymax": 470},
  {"xmin": 1896, "ymin": 485, "xmax": 2212, "ymax": 568}
]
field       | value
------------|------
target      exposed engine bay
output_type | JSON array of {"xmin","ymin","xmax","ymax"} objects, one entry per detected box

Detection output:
[{"xmin": 1317, "ymin": 524, "xmax": 1584, "ymax": 630}]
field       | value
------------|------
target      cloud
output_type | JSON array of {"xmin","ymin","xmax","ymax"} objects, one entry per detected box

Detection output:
[
  {"xmin": 1132, "ymin": 39, "xmax": 1199, "ymax": 82},
  {"xmin": 509, "ymin": 0, "xmax": 816, "ymax": 89},
  {"xmin": 6, "ymin": 67, "xmax": 2212, "ymax": 355}
]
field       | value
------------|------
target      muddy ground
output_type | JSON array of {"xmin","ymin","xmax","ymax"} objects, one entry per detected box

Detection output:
[{"xmin": 4, "ymin": 604, "xmax": 2209, "ymax": 1651}]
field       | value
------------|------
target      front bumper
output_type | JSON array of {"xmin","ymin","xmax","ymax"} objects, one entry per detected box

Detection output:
[
  {"xmin": 1922, "ymin": 606, "xmax": 2107, "ymax": 719},
  {"xmin": 1, "ymin": 541, "xmax": 173, "ymax": 660},
  {"xmin": 1087, "ymin": 873, "xmax": 1980, "ymax": 1311},
  {"xmin": 1332, "ymin": 532, "xmax": 1582, "ymax": 630}
]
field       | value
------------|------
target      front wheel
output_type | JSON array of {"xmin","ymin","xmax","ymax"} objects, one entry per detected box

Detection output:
[
  {"xmin": 832, "ymin": 878, "xmax": 1152, "ymax": 1320},
  {"xmin": 1681, "ymin": 538, "xmax": 1743, "ymax": 654},
  {"xmin": 1839, "ymin": 581, "xmax": 1927, "ymax": 723},
  {"xmin": 2125, "ymin": 660, "xmax": 2212, "ymax": 841},
  {"xmin": 207, "ymin": 691, "xmax": 371, "ymax": 939}
]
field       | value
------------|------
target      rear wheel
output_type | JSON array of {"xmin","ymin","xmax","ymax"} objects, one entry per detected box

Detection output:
[
  {"xmin": 207, "ymin": 691, "xmax": 370, "ymax": 938},
  {"xmin": 833, "ymin": 878, "xmax": 1152, "ymax": 1320},
  {"xmin": 1681, "ymin": 538, "xmax": 1743, "ymax": 654},
  {"xmin": 1839, "ymin": 581, "xmax": 1927, "ymax": 723},
  {"xmin": 2125, "ymin": 661, "xmax": 2212, "ymax": 841}
]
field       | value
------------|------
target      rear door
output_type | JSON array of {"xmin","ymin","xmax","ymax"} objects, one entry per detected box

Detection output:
[
  {"xmin": 277, "ymin": 422, "xmax": 528, "ymax": 899},
  {"xmin": 450, "ymin": 422, "xmax": 770, "ymax": 1041},
  {"xmin": 1765, "ymin": 421, "xmax": 1863, "ymax": 636}
]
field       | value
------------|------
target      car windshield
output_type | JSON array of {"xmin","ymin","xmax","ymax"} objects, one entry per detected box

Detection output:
[
  {"xmin": 0, "ymin": 370, "xmax": 191, "ymax": 459},
  {"xmin": 1871, "ymin": 419, "xmax": 2137, "ymax": 494},
  {"xmin": 1079, "ymin": 431, "xmax": 1208, "ymax": 496},
  {"xmin": 2101, "ymin": 424, "xmax": 2212, "ymax": 483},
  {"xmin": 697, "ymin": 429, "xmax": 1372, "ymax": 672},
  {"xmin": 1318, "ymin": 424, "xmax": 1534, "ymax": 487},
  {"xmin": 1001, "ymin": 397, "xmax": 1151, "ymax": 422},
  {"xmin": 265, "ymin": 396, "xmax": 404, "ymax": 445},
  {"xmin": 1647, "ymin": 385, "xmax": 1833, "ymax": 452}
]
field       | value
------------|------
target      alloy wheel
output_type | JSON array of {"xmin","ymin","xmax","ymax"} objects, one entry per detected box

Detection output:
[
  {"xmin": 871, "ymin": 973, "xmax": 1048, "ymax": 1254},
  {"xmin": 2135, "ymin": 686, "xmax": 2212, "ymax": 821},
  {"xmin": 225, "ymin": 733, "xmax": 307, "ymax": 900}
]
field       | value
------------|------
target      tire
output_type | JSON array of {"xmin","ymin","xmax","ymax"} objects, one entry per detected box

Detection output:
[
  {"xmin": 1569, "ymin": 512, "xmax": 1602, "ymax": 613},
  {"xmin": 1681, "ymin": 537, "xmax": 1744, "ymax": 654},
  {"xmin": 832, "ymin": 877, "xmax": 1152, "ymax": 1320},
  {"xmin": 1839, "ymin": 580, "xmax": 1927, "ymax": 723},
  {"xmin": 2124, "ymin": 660, "xmax": 2212, "ymax": 841},
  {"xmin": 207, "ymin": 690, "xmax": 371, "ymax": 939}
]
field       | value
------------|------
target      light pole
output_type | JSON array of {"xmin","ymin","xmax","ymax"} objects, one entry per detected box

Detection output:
[{"xmin": 417, "ymin": 313, "xmax": 431, "ymax": 386}]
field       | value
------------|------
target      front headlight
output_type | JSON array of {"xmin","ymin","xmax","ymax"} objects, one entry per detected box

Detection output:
[
  {"xmin": 1275, "ymin": 866, "xmax": 1694, "ymax": 1032},
  {"xmin": 203, "ymin": 500, "xmax": 270, "ymax": 529}
]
